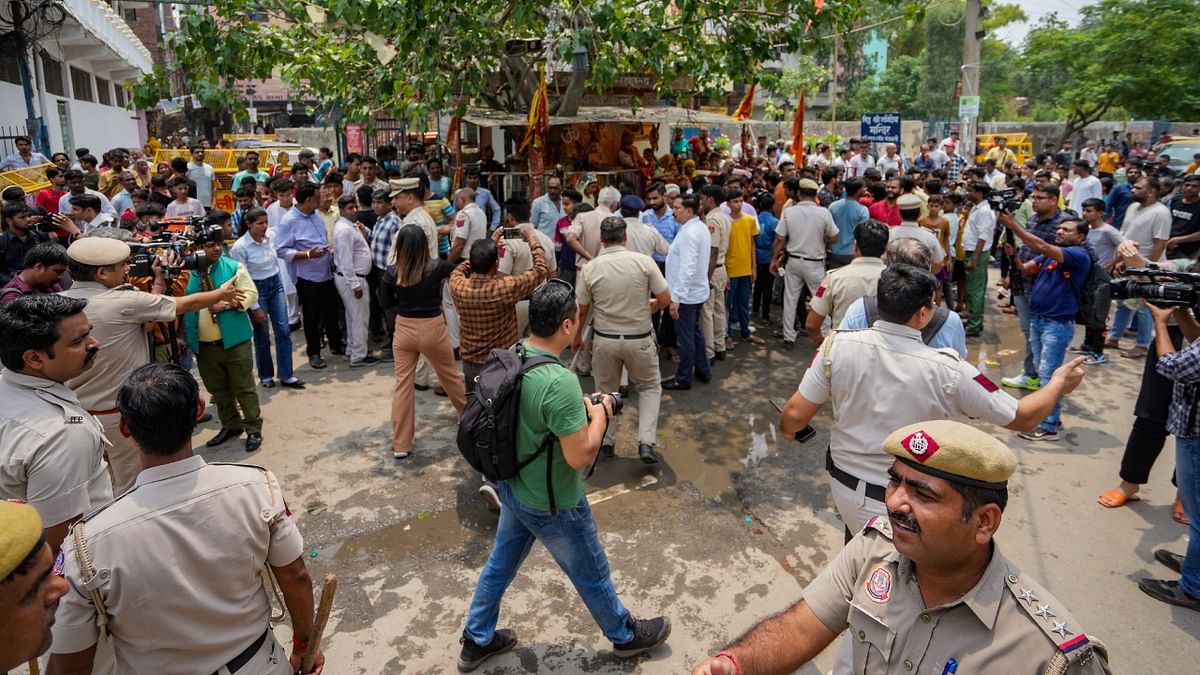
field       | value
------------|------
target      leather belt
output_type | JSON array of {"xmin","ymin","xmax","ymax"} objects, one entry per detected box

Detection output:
[
  {"xmin": 826, "ymin": 448, "xmax": 886, "ymax": 502},
  {"xmin": 336, "ymin": 271, "xmax": 369, "ymax": 278},
  {"xmin": 593, "ymin": 329, "xmax": 652, "ymax": 340},
  {"xmin": 211, "ymin": 629, "xmax": 269, "ymax": 675},
  {"xmin": 799, "ymin": 256, "xmax": 825, "ymax": 262}
]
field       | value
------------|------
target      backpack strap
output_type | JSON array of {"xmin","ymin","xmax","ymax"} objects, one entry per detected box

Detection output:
[
  {"xmin": 921, "ymin": 307, "xmax": 949, "ymax": 344},
  {"xmin": 863, "ymin": 295, "xmax": 880, "ymax": 326},
  {"xmin": 514, "ymin": 347, "xmax": 565, "ymax": 514}
]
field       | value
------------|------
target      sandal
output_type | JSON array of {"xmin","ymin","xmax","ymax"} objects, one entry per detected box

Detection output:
[
  {"xmin": 771, "ymin": 330, "xmax": 785, "ymax": 338},
  {"xmin": 1097, "ymin": 487, "xmax": 1141, "ymax": 508},
  {"xmin": 1173, "ymin": 496, "xmax": 1191, "ymax": 526},
  {"xmin": 744, "ymin": 335, "xmax": 766, "ymax": 345}
]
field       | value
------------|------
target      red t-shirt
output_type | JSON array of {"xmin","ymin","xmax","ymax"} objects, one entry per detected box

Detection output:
[
  {"xmin": 869, "ymin": 200, "xmax": 901, "ymax": 226},
  {"xmin": 34, "ymin": 188, "xmax": 66, "ymax": 214}
]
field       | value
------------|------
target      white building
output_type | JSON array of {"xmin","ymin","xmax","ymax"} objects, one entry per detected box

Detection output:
[{"xmin": 0, "ymin": 0, "xmax": 153, "ymax": 158}]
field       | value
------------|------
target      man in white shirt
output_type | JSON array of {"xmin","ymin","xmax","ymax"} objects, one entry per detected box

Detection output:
[
  {"xmin": 1067, "ymin": 160, "xmax": 1102, "ymax": 216},
  {"xmin": 332, "ymin": 194, "xmax": 377, "ymax": 367},
  {"xmin": 0, "ymin": 136, "xmax": 49, "ymax": 170},
  {"xmin": 67, "ymin": 194, "xmax": 114, "ymax": 234},
  {"xmin": 58, "ymin": 170, "xmax": 115, "ymax": 218},
  {"xmin": 962, "ymin": 181, "xmax": 998, "ymax": 337},
  {"xmin": 927, "ymin": 139, "xmax": 949, "ymax": 171},
  {"xmin": 530, "ymin": 176, "xmax": 567, "ymax": 241},
  {"xmin": 165, "ymin": 178, "xmax": 205, "ymax": 218},
  {"xmin": 847, "ymin": 145, "xmax": 875, "ymax": 178},
  {"xmin": 985, "ymin": 159, "xmax": 1007, "ymax": 190},
  {"xmin": 876, "ymin": 143, "xmax": 904, "ymax": 174},
  {"xmin": 264, "ymin": 179, "xmax": 299, "ymax": 327},
  {"xmin": 186, "ymin": 145, "xmax": 217, "ymax": 209},
  {"xmin": 662, "ymin": 194, "xmax": 711, "ymax": 390}
]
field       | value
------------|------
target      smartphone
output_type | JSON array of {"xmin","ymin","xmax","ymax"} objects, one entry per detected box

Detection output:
[{"xmin": 502, "ymin": 228, "xmax": 522, "ymax": 239}]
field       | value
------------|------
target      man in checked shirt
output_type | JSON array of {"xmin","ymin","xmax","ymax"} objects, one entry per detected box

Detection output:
[{"xmin": 449, "ymin": 228, "xmax": 549, "ymax": 510}]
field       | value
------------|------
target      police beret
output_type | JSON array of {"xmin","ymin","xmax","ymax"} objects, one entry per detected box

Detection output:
[
  {"xmin": 797, "ymin": 178, "xmax": 819, "ymax": 191},
  {"xmin": 67, "ymin": 236, "xmax": 131, "ymax": 265},
  {"xmin": 0, "ymin": 500, "xmax": 43, "ymax": 578},
  {"xmin": 388, "ymin": 177, "xmax": 421, "ymax": 197},
  {"xmin": 883, "ymin": 420, "xmax": 1017, "ymax": 489},
  {"xmin": 620, "ymin": 194, "xmax": 645, "ymax": 212},
  {"xmin": 897, "ymin": 193, "xmax": 923, "ymax": 210}
]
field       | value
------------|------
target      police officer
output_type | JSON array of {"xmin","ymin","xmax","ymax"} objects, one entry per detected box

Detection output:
[
  {"xmin": 699, "ymin": 184, "xmax": 732, "ymax": 361},
  {"xmin": 805, "ymin": 219, "xmax": 890, "ymax": 347},
  {"xmin": 60, "ymin": 236, "xmax": 244, "ymax": 493},
  {"xmin": 0, "ymin": 500, "xmax": 70, "ymax": 671},
  {"xmin": 48, "ymin": 363, "xmax": 324, "ymax": 675},
  {"xmin": 575, "ymin": 217, "xmax": 672, "ymax": 464},
  {"xmin": 618, "ymin": 194, "xmax": 670, "ymax": 259},
  {"xmin": 891, "ymin": 193, "xmax": 946, "ymax": 274},
  {"xmin": 0, "ymin": 294, "xmax": 112, "ymax": 554},
  {"xmin": 691, "ymin": 420, "xmax": 1112, "ymax": 675},
  {"xmin": 780, "ymin": 264, "xmax": 1085, "ymax": 536},
  {"xmin": 770, "ymin": 178, "xmax": 839, "ymax": 350}
]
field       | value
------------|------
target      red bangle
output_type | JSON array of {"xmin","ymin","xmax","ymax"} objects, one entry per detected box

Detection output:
[
  {"xmin": 714, "ymin": 651, "xmax": 742, "ymax": 675},
  {"xmin": 292, "ymin": 639, "xmax": 309, "ymax": 650}
]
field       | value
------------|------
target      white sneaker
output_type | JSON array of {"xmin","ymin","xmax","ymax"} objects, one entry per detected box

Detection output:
[{"xmin": 479, "ymin": 483, "xmax": 501, "ymax": 512}]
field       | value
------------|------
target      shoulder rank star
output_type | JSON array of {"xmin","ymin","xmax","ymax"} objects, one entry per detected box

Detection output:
[
  {"xmin": 1051, "ymin": 621, "xmax": 1073, "ymax": 638},
  {"xmin": 1018, "ymin": 588, "xmax": 1038, "ymax": 605},
  {"xmin": 1035, "ymin": 605, "xmax": 1056, "ymax": 620}
]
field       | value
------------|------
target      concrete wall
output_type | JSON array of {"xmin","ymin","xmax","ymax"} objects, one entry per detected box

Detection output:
[
  {"xmin": 275, "ymin": 126, "xmax": 337, "ymax": 157},
  {"xmin": 979, "ymin": 121, "xmax": 1200, "ymax": 151},
  {"xmin": 709, "ymin": 119, "xmax": 927, "ymax": 156},
  {"xmin": 0, "ymin": 81, "xmax": 141, "ymax": 156}
]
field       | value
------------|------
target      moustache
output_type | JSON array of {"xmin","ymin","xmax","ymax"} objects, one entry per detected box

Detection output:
[
  {"xmin": 888, "ymin": 510, "xmax": 920, "ymax": 533},
  {"xmin": 85, "ymin": 346, "xmax": 99, "ymax": 362}
]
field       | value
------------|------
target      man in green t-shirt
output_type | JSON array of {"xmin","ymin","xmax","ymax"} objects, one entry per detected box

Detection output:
[{"xmin": 458, "ymin": 280, "xmax": 671, "ymax": 672}]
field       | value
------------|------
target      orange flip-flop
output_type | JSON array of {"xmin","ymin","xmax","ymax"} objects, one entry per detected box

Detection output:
[
  {"xmin": 1173, "ymin": 497, "xmax": 1191, "ymax": 526},
  {"xmin": 1097, "ymin": 488, "xmax": 1141, "ymax": 508}
]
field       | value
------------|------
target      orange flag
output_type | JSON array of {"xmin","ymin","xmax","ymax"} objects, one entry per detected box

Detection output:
[
  {"xmin": 791, "ymin": 89, "xmax": 806, "ymax": 160},
  {"xmin": 731, "ymin": 83, "xmax": 756, "ymax": 121},
  {"xmin": 519, "ymin": 67, "xmax": 550, "ymax": 152}
]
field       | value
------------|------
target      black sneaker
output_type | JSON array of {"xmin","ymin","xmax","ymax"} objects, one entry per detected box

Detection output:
[
  {"xmin": 1154, "ymin": 549, "xmax": 1185, "ymax": 575},
  {"xmin": 458, "ymin": 629, "xmax": 517, "ymax": 672},
  {"xmin": 612, "ymin": 615, "xmax": 671, "ymax": 657},
  {"xmin": 599, "ymin": 444, "xmax": 616, "ymax": 461}
]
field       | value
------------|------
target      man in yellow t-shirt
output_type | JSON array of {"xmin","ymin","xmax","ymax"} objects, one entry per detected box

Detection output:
[
  {"xmin": 984, "ymin": 137, "xmax": 1017, "ymax": 166},
  {"xmin": 724, "ymin": 190, "xmax": 764, "ymax": 345},
  {"xmin": 1097, "ymin": 144, "xmax": 1121, "ymax": 177}
]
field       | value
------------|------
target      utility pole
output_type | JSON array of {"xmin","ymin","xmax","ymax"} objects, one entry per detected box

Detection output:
[{"xmin": 960, "ymin": 0, "xmax": 982, "ymax": 164}]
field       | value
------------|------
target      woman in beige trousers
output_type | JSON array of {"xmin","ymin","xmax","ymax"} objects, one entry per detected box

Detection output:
[{"xmin": 384, "ymin": 225, "xmax": 466, "ymax": 458}]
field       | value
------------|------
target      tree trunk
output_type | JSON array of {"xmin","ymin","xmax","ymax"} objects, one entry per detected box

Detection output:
[
  {"xmin": 550, "ymin": 67, "xmax": 587, "ymax": 117},
  {"xmin": 1060, "ymin": 102, "xmax": 1110, "ymax": 144}
]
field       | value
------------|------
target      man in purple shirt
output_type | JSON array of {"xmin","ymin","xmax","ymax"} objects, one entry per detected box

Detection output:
[{"xmin": 275, "ymin": 182, "xmax": 344, "ymax": 369}]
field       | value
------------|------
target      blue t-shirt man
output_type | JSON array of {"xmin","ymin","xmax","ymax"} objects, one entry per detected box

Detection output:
[
  {"xmin": 828, "ymin": 197, "xmax": 869, "ymax": 258},
  {"xmin": 1029, "ymin": 247, "xmax": 1091, "ymax": 321},
  {"xmin": 755, "ymin": 211, "xmax": 779, "ymax": 265}
]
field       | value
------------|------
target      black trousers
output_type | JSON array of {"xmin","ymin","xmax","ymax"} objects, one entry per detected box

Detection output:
[
  {"xmin": 1119, "ymin": 324, "xmax": 1183, "ymax": 485},
  {"xmin": 295, "ymin": 278, "xmax": 344, "ymax": 357},
  {"xmin": 653, "ymin": 260, "xmax": 676, "ymax": 348},
  {"xmin": 366, "ymin": 267, "xmax": 384, "ymax": 336},
  {"xmin": 752, "ymin": 263, "xmax": 774, "ymax": 320}
]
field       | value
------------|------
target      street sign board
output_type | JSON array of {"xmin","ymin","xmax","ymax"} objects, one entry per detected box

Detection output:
[
  {"xmin": 958, "ymin": 96, "xmax": 980, "ymax": 118},
  {"xmin": 860, "ymin": 112, "xmax": 901, "ymax": 143}
]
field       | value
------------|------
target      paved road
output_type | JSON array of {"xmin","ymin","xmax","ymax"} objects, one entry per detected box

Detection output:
[{"xmin": 78, "ymin": 274, "xmax": 1199, "ymax": 673}]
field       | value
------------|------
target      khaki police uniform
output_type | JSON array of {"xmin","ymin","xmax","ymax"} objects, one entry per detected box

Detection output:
[
  {"xmin": 797, "ymin": 323, "xmax": 1019, "ymax": 532},
  {"xmin": 51, "ymin": 456, "xmax": 304, "ymax": 675},
  {"xmin": 566, "ymin": 206, "xmax": 614, "ymax": 263},
  {"xmin": 577, "ymin": 245, "xmax": 668, "ymax": 447},
  {"xmin": 701, "ymin": 209, "xmax": 732, "ymax": 360},
  {"xmin": 498, "ymin": 224, "xmax": 558, "ymax": 337},
  {"xmin": 805, "ymin": 517, "xmax": 1111, "ymax": 675},
  {"xmin": 809, "ymin": 256, "xmax": 885, "ymax": 330},
  {"xmin": 0, "ymin": 370, "xmax": 113, "ymax": 529},
  {"xmin": 777, "ymin": 200, "xmax": 839, "ymax": 343},
  {"xmin": 623, "ymin": 216, "xmax": 670, "ymax": 259},
  {"xmin": 889, "ymin": 220, "xmax": 947, "ymax": 266},
  {"xmin": 61, "ymin": 281, "xmax": 177, "ymax": 494}
]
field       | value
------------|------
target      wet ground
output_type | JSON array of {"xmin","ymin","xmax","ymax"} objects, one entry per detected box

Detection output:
[{"xmin": 157, "ymin": 270, "xmax": 1198, "ymax": 672}]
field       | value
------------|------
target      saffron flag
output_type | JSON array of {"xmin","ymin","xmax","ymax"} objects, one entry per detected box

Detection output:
[
  {"xmin": 731, "ymin": 83, "xmax": 756, "ymax": 121},
  {"xmin": 791, "ymin": 89, "xmax": 806, "ymax": 160},
  {"xmin": 519, "ymin": 67, "xmax": 550, "ymax": 152}
]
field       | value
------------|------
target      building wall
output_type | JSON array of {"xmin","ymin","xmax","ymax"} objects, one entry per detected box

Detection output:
[{"xmin": 1, "ymin": 80, "xmax": 141, "ymax": 157}]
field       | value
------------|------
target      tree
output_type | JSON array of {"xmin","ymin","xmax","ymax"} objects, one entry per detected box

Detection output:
[
  {"xmin": 131, "ymin": 0, "xmax": 907, "ymax": 126},
  {"xmin": 1017, "ymin": 0, "xmax": 1200, "ymax": 141}
]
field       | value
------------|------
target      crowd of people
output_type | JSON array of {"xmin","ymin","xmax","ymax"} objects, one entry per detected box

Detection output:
[{"xmin": 1, "ymin": 124, "xmax": 1197, "ymax": 674}]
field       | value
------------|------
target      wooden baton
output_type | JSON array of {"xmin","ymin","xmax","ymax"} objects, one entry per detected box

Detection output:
[{"xmin": 301, "ymin": 574, "xmax": 337, "ymax": 673}]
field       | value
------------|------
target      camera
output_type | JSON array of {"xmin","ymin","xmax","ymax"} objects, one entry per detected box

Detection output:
[
  {"xmin": 1111, "ymin": 267, "xmax": 1200, "ymax": 309},
  {"xmin": 589, "ymin": 392, "xmax": 624, "ymax": 416},
  {"xmin": 129, "ymin": 216, "xmax": 223, "ymax": 279},
  {"xmin": 502, "ymin": 227, "xmax": 523, "ymax": 239},
  {"xmin": 987, "ymin": 188, "xmax": 1022, "ymax": 213}
]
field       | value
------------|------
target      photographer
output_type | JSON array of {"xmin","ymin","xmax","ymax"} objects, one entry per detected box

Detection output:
[
  {"xmin": 1136, "ymin": 300, "xmax": 1200, "ymax": 611},
  {"xmin": 458, "ymin": 281, "xmax": 670, "ymax": 672},
  {"xmin": 999, "ymin": 211, "xmax": 1093, "ymax": 441},
  {"xmin": 62, "ymin": 236, "xmax": 244, "ymax": 493}
]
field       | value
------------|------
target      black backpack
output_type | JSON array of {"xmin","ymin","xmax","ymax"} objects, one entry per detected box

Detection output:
[
  {"xmin": 1063, "ymin": 255, "xmax": 1111, "ymax": 328},
  {"xmin": 862, "ymin": 295, "xmax": 950, "ymax": 344},
  {"xmin": 456, "ymin": 344, "xmax": 562, "ymax": 511}
]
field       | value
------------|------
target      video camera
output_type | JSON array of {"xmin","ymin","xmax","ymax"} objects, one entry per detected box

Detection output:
[
  {"xmin": 987, "ymin": 188, "xmax": 1022, "ymax": 214},
  {"xmin": 1111, "ymin": 268, "xmax": 1200, "ymax": 310},
  {"xmin": 129, "ymin": 215, "xmax": 224, "ymax": 279},
  {"xmin": 588, "ymin": 392, "xmax": 625, "ymax": 416}
]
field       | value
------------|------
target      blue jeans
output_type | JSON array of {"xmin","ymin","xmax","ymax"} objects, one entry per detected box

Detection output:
[
  {"xmin": 726, "ymin": 276, "xmax": 752, "ymax": 338},
  {"xmin": 1013, "ymin": 293, "xmax": 1036, "ymax": 379},
  {"xmin": 251, "ymin": 275, "xmax": 294, "ymax": 382},
  {"xmin": 464, "ymin": 481, "xmax": 634, "ymax": 645},
  {"xmin": 674, "ymin": 302, "xmax": 709, "ymax": 385},
  {"xmin": 1109, "ymin": 300, "xmax": 1153, "ymax": 348},
  {"xmin": 1177, "ymin": 436, "xmax": 1200, "ymax": 598},
  {"xmin": 1029, "ymin": 316, "xmax": 1075, "ymax": 432}
]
